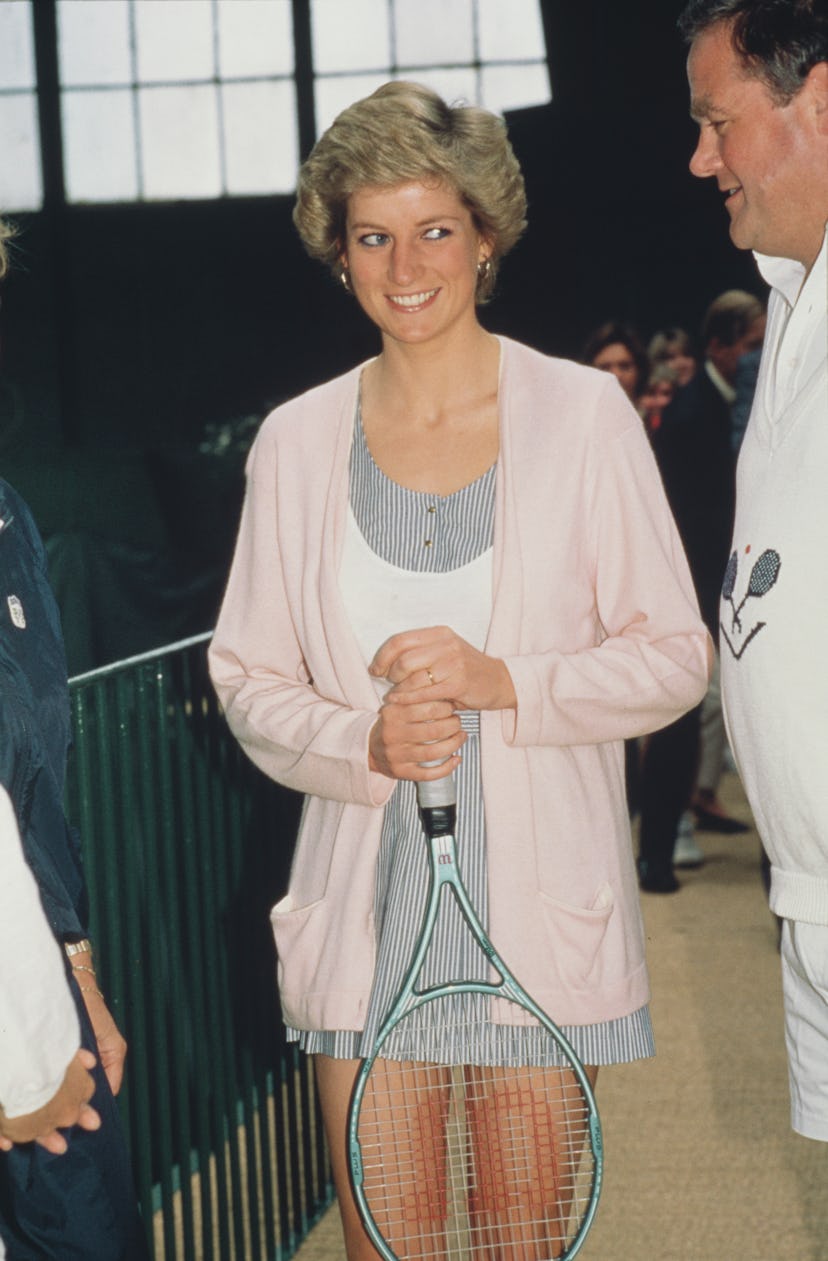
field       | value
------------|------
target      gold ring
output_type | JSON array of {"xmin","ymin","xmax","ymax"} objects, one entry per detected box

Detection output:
[{"xmin": 426, "ymin": 669, "xmax": 435, "ymax": 686}]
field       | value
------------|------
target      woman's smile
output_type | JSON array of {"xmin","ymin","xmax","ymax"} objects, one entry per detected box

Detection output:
[{"xmin": 385, "ymin": 288, "xmax": 439, "ymax": 311}]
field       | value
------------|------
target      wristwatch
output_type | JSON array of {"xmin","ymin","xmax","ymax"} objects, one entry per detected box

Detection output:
[{"xmin": 64, "ymin": 938, "xmax": 93, "ymax": 958}]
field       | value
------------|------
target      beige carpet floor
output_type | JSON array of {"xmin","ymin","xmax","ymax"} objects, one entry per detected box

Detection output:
[{"xmin": 295, "ymin": 772, "xmax": 827, "ymax": 1260}]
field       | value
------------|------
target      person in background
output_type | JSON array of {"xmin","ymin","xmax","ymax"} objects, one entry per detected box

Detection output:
[
  {"xmin": 686, "ymin": 293, "xmax": 766, "ymax": 848},
  {"xmin": 209, "ymin": 81, "xmax": 710, "ymax": 1258},
  {"xmin": 0, "ymin": 218, "xmax": 148, "ymax": 1258},
  {"xmin": 639, "ymin": 361, "xmax": 680, "ymax": 433},
  {"xmin": 681, "ymin": 0, "xmax": 828, "ymax": 1142},
  {"xmin": 730, "ymin": 343, "xmax": 762, "ymax": 453},
  {"xmin": 582, "ymin": 319, "xmax": 650, "ymax": 406},
  {"xmin": 637, "ymin": 288, "xmax": 765, "ymax": 888},
  {"xmin": 648, "ymin": 326, "xmax": 699, "ymax": 387},
  {"xmin": 583, "ymin": 317, "xmax": 660, "ymax": 821}
]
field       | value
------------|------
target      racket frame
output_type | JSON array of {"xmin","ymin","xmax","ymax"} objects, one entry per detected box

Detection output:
[{"xmin": 347, "ymin": 801, "xmax": 603, "ymax": 1261}]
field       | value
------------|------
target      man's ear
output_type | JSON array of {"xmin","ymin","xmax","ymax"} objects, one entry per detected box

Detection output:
[{"xmin": 805, "ymin": 61, "xmax": 828, "ymax": 132}]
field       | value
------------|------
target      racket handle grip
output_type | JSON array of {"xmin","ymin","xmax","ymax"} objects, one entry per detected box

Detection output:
[
  {"xmin": 416, "ymin": 765, "xmax": 457, "ymax": 810},
  {"xmin": 416, "ymin": 766, "xmax": 457, "ymax": 837}
]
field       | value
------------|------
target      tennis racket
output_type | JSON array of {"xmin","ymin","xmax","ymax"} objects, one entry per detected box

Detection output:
[{"xmin": 348, "ymin": 771, "xmax": 603, "ymax": 1260}]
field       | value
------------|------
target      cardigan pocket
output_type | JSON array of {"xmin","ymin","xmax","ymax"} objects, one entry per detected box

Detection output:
[
  {"xmin": 270, "ymin": 893, "xmax": 328, "ymax": 1024},
  {"xmin": 537, "ymin": 882, "xmax": 614, "ymax": 989},
  {"xmin": 270, "ymin": 893, "xmax": 325, "ymax": 963},
  {"xmin": 270, "ymin": 892, "xmax": 377, "ymax": 1031}
]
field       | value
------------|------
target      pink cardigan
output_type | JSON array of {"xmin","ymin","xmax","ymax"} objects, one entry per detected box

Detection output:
[{"xmin": 209, "ymin": 337, "xmax": 710, "ymax": 1030}]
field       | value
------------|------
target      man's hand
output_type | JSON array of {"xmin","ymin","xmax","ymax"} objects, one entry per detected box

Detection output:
[{"xmin": 0, "ymin": 1048, "xmax": 101, "ymax": 1155}]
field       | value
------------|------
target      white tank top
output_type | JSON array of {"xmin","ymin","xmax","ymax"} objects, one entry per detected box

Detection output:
[{"xmin": 340, "ymin": 506, "xmax": 493, "ymax": 696}]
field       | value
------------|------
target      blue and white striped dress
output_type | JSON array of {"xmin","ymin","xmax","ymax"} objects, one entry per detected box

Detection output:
[{"xmin": 288, "ymin": 410, "xmax": 654, "ymax": 1067}]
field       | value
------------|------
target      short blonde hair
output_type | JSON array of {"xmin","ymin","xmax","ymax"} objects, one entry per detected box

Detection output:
[
  {"xmin": 293, "ymin": 81, "xmax": 527, "ymax": 302},
  {"xmin": 645, "ymin": 361, "xmax": 680, "ymax": 389},
  {"xmin": 0, "ymin": 218, "xmax": 15, "ymax": 281}
]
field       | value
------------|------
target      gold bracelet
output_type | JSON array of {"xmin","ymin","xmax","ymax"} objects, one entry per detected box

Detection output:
[
  {"xmin": 71, "ymin": 964, "xmax": 96, "ymax": 977},
  {"xmin": 65, "ymin": 939, "xmax": 93, "ymax": 959},
  {"xmin": 78, "ymin": 984, "xmax": 104, "ymax": 998}
]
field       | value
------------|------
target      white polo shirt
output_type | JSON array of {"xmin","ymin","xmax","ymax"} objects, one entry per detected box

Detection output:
[
  {"xmin": 0, "ymin": 786, "xmax": 79, "ymax": 1118},
  {"xmin": 720, "ymin": 225, "xmax": 828, "ymax": 924}
]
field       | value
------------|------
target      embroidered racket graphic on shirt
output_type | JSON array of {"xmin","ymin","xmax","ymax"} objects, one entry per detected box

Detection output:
[{"xmin": 720, "ymin": 546, "xmax": 781, "ymax": 659}]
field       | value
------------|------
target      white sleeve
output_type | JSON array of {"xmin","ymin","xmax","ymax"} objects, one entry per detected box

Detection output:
[{"xmin": 0, "ymin": 786, "xmax": 80, "ymax": 1118}]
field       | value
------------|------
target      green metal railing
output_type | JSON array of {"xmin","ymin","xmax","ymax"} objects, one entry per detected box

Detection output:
[{"xmin": 67, "ymin": 634, "xmax": 334, "ymax": 1260}]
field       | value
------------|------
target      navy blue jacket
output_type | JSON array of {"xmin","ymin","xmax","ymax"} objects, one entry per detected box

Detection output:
[
  {"xmin": 0, "ymin": 479, "xmax": 149, "ymax": 1259},
  {"xmin": 0, "ymin": 478, "xmax": 87, "ymax": 939}
]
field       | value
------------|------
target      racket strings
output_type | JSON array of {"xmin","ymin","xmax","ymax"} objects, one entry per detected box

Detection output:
[{"xmin": 355, "ymin": 997, "xmax": 597, "ymax": 1260}]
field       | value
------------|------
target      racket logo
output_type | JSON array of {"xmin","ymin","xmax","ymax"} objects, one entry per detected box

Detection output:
[
  {"xmin": 435, "ymin": 837, "xmax": 455, "ymax": 867},
  {"xmin": 720, "ymin": 545, "xmax": 781, "ymax": 660}
]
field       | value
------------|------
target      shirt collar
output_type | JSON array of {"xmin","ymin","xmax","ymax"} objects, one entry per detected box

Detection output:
[
  {"xmin": 754, "ymin": 221, "xmax": 828, "ymax": 307},
  {"xmin": 704, "ymin": 359, "xmax": 736, "ymax": 405}
]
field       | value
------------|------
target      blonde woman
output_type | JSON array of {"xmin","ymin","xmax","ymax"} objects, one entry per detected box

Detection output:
[{"xmin": 210, "ymin": 82, "xmax": 710, "ymax": 1258}]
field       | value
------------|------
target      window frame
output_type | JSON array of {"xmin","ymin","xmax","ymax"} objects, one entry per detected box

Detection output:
[{"xmin": 4, "ymin": 0, "xmax": 552, "ymax": 213}]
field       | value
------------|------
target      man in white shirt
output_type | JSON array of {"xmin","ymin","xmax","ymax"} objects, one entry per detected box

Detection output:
[
  {"xmin": 680, "ymin": 0, "xmax": 828, "ymax": 1141},
  {"xmin": 0, "ymin": 785, "xmax": 100, "ymax": 1156}
]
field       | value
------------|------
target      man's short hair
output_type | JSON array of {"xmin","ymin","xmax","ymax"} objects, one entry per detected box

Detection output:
[
  {"xmin": 678, "ymin": 0, "xmax": 828, "ymax": 103},
  {"xmin": 702, "ymin": 289, "xmax": 765, "ymax": 348}
]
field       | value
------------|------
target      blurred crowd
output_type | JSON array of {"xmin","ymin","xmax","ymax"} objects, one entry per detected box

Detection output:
[{"xmin": 582, "ymin": 292, "xmax": 767, "ymax": 892}]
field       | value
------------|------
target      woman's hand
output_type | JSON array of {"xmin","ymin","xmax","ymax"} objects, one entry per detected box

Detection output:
[
  {"xmin": 0, "ymin": 1048, "xmax": 101, "ymax": 1155},
  {"xmin": 368, "ymin": 693, "xmax": 465, "ymax": 781},
  {"xmin": 370, "ymin": 625, "xmax": 517, "ymax": 714}
]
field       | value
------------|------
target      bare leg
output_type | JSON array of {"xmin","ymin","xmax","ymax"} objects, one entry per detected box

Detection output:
[
  {"xmin": 358, "ymin": 1059, "xmax": 453, "ymax": 1256},
  {"xmin": 314, "ymin": 1054, "xmax": 453, "ymax": 1260},
  {"xmin": 465, "ymin": 1064, "xmax": 599, "ymax": 1260},
  {"xmin": 315, "ymin": 1051, "xmax": 597, "ymax": 1260},
  {"xmin": 314, "ymin": 1055, "xmax": 381, "ymax": 1261}
]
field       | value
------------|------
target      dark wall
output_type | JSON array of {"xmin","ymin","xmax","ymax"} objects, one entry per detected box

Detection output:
[
  {"xmin": 0, "ymin": 0, "xmax": 767, "ymax": 670},
  {"xmin": 1, "ymin": 200, "xmax": 373, "ymax": 449},
  {"xmin": 500, "ymin": 0, "xmax": 764, "ymax": 356}
]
